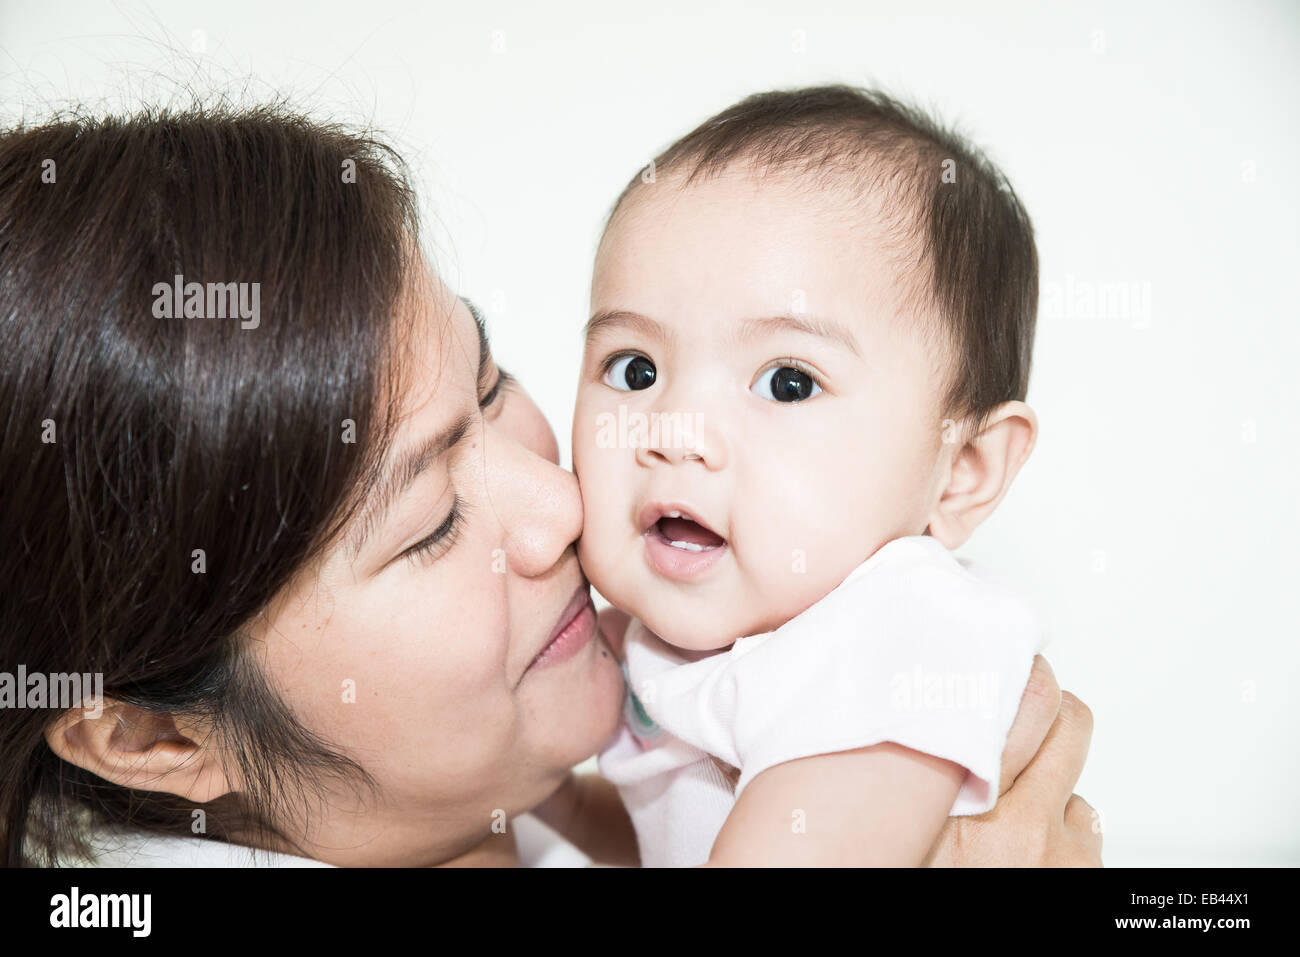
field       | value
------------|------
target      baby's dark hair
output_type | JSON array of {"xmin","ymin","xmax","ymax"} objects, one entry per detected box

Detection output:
[{"xmin": 606, "ymin": 85, "xmax": 1038, "ymax": 435}]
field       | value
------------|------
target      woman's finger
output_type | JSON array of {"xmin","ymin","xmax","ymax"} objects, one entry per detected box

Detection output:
[
  {"xmin": 1014, "ymin": 690, "xmax": 1094, "ymax": 812},
  {"xmin": 997, "ymin": 655, "xmax": 1062, "ymax": 795},
  {"xmin": 1064, "ymin": 793, "xmax": 1104, "ymax": 864},
  {"xmin": 1064, "ymin": 792, "xmax": 1097, "ymax": 832}
]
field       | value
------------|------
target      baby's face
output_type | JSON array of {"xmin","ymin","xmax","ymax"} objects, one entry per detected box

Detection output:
[{"xmin": 573, "ymin": 167, "xmax": 952, "ymax": 651}]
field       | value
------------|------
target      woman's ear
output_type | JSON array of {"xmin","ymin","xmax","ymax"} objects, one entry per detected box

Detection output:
[
  {"xmin": 44, "ymin": 700, "xmax": 235, "ymax": 803},
  {"xmin": 927, "ymin": 401, "xmax": 1038, "ymax": 550}
]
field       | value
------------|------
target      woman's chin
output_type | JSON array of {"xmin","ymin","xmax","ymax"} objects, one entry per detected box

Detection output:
[{"xmin": 522, "ymin": 639, "xmax": 625, "ymax": 765}]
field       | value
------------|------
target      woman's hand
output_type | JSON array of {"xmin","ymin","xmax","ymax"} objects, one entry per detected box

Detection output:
[{"xmin": 924, "ymin": 655, "xmax": 1102, "ymax": 866}]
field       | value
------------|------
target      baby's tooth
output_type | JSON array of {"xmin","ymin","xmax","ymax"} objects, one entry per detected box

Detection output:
[{"xmin": 668, "ymin": 540, "xmax": 705, "ymax": 552}]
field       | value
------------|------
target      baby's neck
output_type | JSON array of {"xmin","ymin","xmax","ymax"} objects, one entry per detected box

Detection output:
[{"xmin": 676, "ymin": 644, "xmax": 726, "ymax": 662}]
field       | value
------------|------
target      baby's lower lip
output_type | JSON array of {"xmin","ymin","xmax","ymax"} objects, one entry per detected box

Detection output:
[{"xmin": 642, "ymin": 523, "xmax": 728, "ymax": 582}]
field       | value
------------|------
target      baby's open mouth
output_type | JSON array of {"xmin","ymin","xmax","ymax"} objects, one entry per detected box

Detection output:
[
  {"xmin": 651, "ymin": 513, "xmax": 726, "ymax": 552},
  {"xmin": 638, "ymin": 503, "xmax": 728, "ymax": 581}
]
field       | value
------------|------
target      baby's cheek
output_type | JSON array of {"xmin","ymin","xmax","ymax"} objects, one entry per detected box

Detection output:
[
  {"xmin": 739, "ymin": 503, "xmax": 866, "ymax": 626},
  {"xmin": 576, "ymin": 512, "xmax": 629, "ymax": 606},
  {"xmin": 726, "ymin": 524, "xmax": 803, "ymax": 630}
]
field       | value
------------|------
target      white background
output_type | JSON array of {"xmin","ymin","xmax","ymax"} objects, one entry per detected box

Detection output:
[{"xmin": 2, "ymin": 0, "xmax": 1297, "ymax": 867}]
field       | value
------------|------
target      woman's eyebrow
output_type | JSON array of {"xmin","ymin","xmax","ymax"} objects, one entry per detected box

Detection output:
[
  {"xmin": 347, "ymin": 410, "xmax": 475, "ymax": 559},
  {"xmin": 462, "ymin": 296, "xmax": 493, "ymax": 387}
]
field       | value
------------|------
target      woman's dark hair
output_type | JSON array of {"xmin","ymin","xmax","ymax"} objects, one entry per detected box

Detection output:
[
  {"xmin": 0, "ymin": 104, "xmax": 421, "ymax": 865},
  {"xmin": 608, "ymin": 85, "xmax": 1038, "ymax": 435}
]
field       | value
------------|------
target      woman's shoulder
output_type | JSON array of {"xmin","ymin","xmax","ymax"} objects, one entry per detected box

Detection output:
[
  {"xmin": 513, "ymin": 813, "xmax": 593, "ymax": 868},
  {"xmin": 63, "ymin": 826, "xmax": 332, "ymax": 868},
  {"xmin": 64, "ymin": 814, "xmax": 591, "ymax": 868}
]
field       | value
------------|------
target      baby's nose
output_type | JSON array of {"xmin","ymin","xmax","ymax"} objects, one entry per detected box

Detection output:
[
  {"xmin": 634, "ymin": 413, "xmax": 726, "ymax": 470},
  {"xmin": 640, "ymin": 445, "xmax": 704, "ymax": 465}
]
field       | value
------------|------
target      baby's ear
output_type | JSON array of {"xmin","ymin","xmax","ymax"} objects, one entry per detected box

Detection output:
[{"xmin": 926, "ymin": 401, "xmax": 1038, "ymax": 550}]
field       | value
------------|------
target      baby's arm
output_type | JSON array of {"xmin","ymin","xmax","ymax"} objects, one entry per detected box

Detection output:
[{"xmin": 707, "ymin": 743, "xmax": 965, "ymax": 867}]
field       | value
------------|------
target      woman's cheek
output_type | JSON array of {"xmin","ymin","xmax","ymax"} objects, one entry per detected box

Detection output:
[{"xmin": 504, "ymin": 387, "xmax": 561, "ymax": 465}]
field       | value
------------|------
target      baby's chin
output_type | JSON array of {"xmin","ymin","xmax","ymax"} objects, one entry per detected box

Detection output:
[
  {"xmin": 580, "ymin": 537, "xmax": 786, "ymax": 653},
  {"xmin": 609, "ymin": 574, "xmax": 770, "ymax": 654},
  {"xmin": 639, "ymin": 607, "xmax": 742, "ymax": 654}
]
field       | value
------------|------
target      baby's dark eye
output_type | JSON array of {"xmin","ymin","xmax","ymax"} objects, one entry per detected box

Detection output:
[
  {"xmin": 752, "ymin": 365, "xmax": 822, "ymax": 403},
  {"xmin": 604, "ymin": 354, "xmax": 657, "ymax": 392}
]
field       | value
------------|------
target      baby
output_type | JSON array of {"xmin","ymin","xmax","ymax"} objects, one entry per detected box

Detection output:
[{"xmin": 571, "ymin": 86, "xmax": 1045, "ymax": 866}]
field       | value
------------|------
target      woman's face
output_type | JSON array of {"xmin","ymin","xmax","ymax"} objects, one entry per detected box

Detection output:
[{"xmin": 247, "ymin": 264, "xmax": 624, "ymax": 866}]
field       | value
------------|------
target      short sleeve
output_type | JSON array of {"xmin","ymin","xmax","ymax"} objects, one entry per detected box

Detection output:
[{"xmin": 626, "ymin": 536, "xmax": 1046, "ymax": 816}]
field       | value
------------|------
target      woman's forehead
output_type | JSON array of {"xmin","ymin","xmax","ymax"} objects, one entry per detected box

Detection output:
[{"xmin": 396, "ymin": 288, "xmax": 481, "ymax": 426}]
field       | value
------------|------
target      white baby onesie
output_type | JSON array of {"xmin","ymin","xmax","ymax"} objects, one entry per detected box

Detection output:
[{"xmin": 597, "ymin": 534, "xmax": 1047, "ymax": 867}]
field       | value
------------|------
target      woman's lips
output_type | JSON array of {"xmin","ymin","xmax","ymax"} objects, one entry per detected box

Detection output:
[{"xmin": 525, "ymin": 583, "xmax": 596, "ymax": 674}]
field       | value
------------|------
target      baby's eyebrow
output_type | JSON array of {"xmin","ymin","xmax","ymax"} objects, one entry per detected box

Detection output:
[
  {"xmin": 733, "ymin": 314, "xmax": 862, "ymax": 359},
  {"xmin": 585, "ymin": 308, "xmax": 860, "ymax": 359},
  {"xmin": 584, "ymin": 309, "xmax": 677, "ymax": 347}
]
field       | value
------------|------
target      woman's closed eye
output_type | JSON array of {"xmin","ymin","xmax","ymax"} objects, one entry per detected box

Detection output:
[
  {"xmin": 398, "ymin": 366, "xmax": 510, "ymax": 570},
  {"xmin": 390, "ymin": 364, "xmax": 510, "ymax": 571},
  {"xmin": 480, "ymin": 367, "xmax": 514, "ymax": 411},
  {"xmin": 401, "ymin": 495, "xmax": 468, "ymax": 567}
]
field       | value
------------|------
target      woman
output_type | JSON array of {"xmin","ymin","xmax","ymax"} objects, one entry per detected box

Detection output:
[{"xmin": 0, "ymin": 105, "xmax": 1099, "ymax": 867}]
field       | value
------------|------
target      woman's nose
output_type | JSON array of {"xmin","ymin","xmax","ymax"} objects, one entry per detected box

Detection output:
[{"xmin": 482, "ymin": 421, "xmax": 584, "ymax": 579}]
